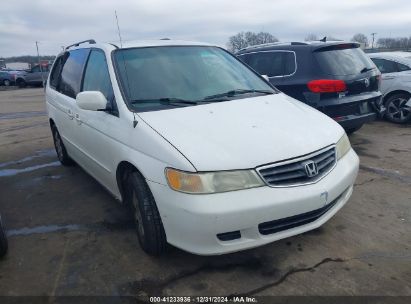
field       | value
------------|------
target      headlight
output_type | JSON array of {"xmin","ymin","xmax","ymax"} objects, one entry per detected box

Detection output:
[
  {"xmin": 165, "ymin": 168, "xmax": 264, "ymax": 194},
  {"xmin": 336, "ymin": 133, "xmax": 351, "ymax": 160}
]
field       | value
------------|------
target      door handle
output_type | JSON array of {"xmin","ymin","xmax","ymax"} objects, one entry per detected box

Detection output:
[
  {"xmin": 67, "ymin": 109, "xmax": 74, "ymax": 120},
  {"xmin": 75, "ymin": 113, "xmax": 82, "ymax": 124},
  {"xmin": 382, "ymin": 76, "xmax": 395, "ymax": 80}
]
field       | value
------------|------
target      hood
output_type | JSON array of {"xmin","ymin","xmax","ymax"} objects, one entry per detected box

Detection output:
[{"xmin": 139, "ymin": 93, "xmax": 345, "ymax": 171}]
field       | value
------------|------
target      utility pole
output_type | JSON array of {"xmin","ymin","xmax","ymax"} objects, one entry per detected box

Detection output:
[
  {"xmin": 35, "ymin": 41, "xmax": 46, "ymax": 87},
  {"xmin": 371, "ymin": 33, "xmax": 377, "ymax": 49}
]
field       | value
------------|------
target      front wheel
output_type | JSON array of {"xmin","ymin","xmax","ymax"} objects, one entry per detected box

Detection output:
[
  {"xmin": 385, "ymin": 93, "xmax": 411, "ymax": 124},
  {"xmin": 0, "ymin": 216, "xmax": 8, "ymax": 258},
  {"xmin": 126, "ymin": 171, "xmax": 167, "ymax": 256},
  {"xmin": 3, "ymin": 79, "xmax": 10, "ymax": 86}
]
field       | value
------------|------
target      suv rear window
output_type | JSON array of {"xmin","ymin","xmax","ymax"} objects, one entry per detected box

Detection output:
[
  {"xmin": 314, "ymin": 46, "xmax": 375, "ymax": 76},
  {"xmin": 240, "ymin": 51, "xmax": 296, "ymax": 77}
]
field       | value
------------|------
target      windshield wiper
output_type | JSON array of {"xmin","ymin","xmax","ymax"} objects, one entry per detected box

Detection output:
[
  {"xmin": 130, "ymin": 97, "xmax": 198, "ymax": 106},
  {"xmin": 202, "ymin": 89, "xmax": 274, "ymax": 101},
  {"xmin": 360, "ymin": 67, "xmax": 374, "ymax": 73}
]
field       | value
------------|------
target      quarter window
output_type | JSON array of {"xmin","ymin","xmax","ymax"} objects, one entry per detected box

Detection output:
[
  {"xmin": 397, "ymin": 62, "xmax": 411, "ymax": 72},
  {"xmin": 82, "ymin": 50, "xmax": 114, "ymax": 103},
  {"xmin": 59, "ymin": 49, "xmax": 90, "ymax": 98}
]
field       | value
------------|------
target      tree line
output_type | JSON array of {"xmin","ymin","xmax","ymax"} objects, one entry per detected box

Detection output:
[
  {"xmin": 227, "ymin": 31, "xmax": 411, "ymax": 52},
  {"xmin": 0, "ymin": 55, "xmax": 56, "ymax": 66}
]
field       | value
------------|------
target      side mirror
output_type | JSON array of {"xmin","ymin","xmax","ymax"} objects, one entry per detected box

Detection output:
[
  {"xmin": 261, "ymin": 74, "xmax": 270, "ymax": 82},
  {"xmin": 76, "ymin": 91, "xmax": 107, "ymax": 111}
]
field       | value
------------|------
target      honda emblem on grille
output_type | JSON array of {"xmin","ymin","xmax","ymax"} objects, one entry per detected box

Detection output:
[{"xmin": 303, "ymin": 160, "xmax": 318, "ymax": 177}]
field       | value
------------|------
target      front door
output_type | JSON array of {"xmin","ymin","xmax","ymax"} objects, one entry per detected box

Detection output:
[{"xmin": 70, "ymin": 49, "xmax": 119, "ymax": 189}]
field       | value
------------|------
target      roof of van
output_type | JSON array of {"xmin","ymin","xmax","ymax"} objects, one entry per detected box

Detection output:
[{"xmin": 119, "ymin": 39, "xmax": 214, "ymax": 49}]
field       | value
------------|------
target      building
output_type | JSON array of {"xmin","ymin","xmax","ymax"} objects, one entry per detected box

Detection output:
[{"xmin": 5, "ymin": 62, "xmax": 30, "ymax": 70}]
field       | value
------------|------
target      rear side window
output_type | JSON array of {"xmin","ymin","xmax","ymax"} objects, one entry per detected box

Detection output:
[
  {"xmin": 240, "ymin": 51, "xmax": 296, "ymax": 77},
  {"xmin": 82, "ymin": 50, "xmax": 114, "ymax": 102},
  {"xmin": 59, "ymin": 49, "xmax": 90, "ymax": 98},
  {"xmin": 314, "ymin": 46, "xmax": 375, "ymax": 76},
  {"xmin": 371, "ymin": 58, "xmax": 398, "ymax": 74},
  {"xmin": 49, "ymin": 56, "xmax": 65, "ymax": 89}
]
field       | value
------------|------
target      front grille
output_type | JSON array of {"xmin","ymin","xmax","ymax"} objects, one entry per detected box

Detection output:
[
  {"xmin": 258, "ymin": 191, "xmax": 343, "ymax": 235},
  {"xmin": 257, "ymin": 147, "xmax": 336, "ymax": 187}
]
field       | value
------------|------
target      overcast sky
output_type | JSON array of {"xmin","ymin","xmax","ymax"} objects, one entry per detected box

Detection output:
[{"xmin": 1, "ymin": 0, "xmax": 411, "ymax": 57}]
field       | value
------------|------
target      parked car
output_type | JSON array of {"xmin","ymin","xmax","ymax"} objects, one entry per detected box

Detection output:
[
  {"xmin": 0, "ymin": 215, "xmax": 7, "ymax": 257},
  {"xmin": 237, "ymin": 41, "xmax": 384, "ymax": 134},
  {"xmin": 368, "ymin": 52, "xmax": 411, "ymax": 123},
  {"xmin": 0, "ymin": 71, "xmax": 14, "ymax": 86},
  {"xmin": 46, "ymin": 39, "xmax": 359, "ymax": 256},
  {"xmin": 15, "ymin": 64, "xmax": 50, "ymax": 88}
]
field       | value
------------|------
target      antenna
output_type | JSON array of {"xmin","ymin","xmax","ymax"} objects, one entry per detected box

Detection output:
[{"xmin": 115, "ymin": 10, "xmax": 123, "ymax": 48}]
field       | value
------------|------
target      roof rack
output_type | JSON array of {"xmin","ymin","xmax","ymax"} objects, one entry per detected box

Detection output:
[{"xmin": 65, "ymin": 39, "xmax": 96, "ymax": 50}]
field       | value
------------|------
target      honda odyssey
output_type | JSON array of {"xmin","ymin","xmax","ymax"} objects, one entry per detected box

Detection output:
[{"xmin": 46, "ymin": 39, "xmax": 359, "ymax": 255}]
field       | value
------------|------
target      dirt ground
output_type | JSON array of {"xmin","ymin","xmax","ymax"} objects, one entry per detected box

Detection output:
[{"xmin": 0, "ymin": 88, "xmax": 410, "ymax": 299}]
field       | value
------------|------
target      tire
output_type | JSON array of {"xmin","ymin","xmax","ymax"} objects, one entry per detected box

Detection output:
[
  {"xmin": 3, "ymin": 79, "xmax": 10, "ymax": 86},
  {"xmin": 16, "ymin": 79, "xmax": 26, "ymax": 88},
  {"xmin": 126, "ymin": 171, "xmax": 167, "ymax": 256},
  {"xmin": 0, "ymin": 216, "xmax": 8, "ymax": 258},
  {"xmin": 346, "ymin": 125, "xmax": 363, "ymax": 135},
  {"xmin": 51, "ymin": 124, "xmax": 74, "ymax": 166},
  {"xmin": 384, "ymin": 93, "xmax": 411, "ymax": 124}
]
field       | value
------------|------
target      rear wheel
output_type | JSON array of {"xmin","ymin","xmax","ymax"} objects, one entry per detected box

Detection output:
[
  {"xmin": 385, "ymin": 93, "xmax": 411, "ymax": 124},
  {"xmin": 0, "ymin": 216, "xmax": 8, "ymax": 258},
  {"xmin": 16, "ymin": 78, "xmax": 26, "ymax": 88},
  {"xmin": 51, "ymin": 125, "xmax": 74, "ymax": 166},
  {"xmin": 3, "ymin": 79, "xmax": 10, "ymax": 86},
  {"xmin": 126, "ymin": 171, "xmax": 167, "ymax": 256}
]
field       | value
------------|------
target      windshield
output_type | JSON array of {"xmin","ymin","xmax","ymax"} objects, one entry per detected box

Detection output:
[
  {"xmin": 314, "ymin": 46, "xmax": 376, "ymax": 76},
  {"xmin": 113, "ymin": 46, "xmax": 275, "ymax": 111}
]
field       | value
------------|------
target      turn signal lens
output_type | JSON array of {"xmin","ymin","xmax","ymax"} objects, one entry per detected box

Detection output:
[
  {"xmin": 336, "ymin": 133, "xmax": 351, "ymax": 160},
  {"xmin": 307, "ymin": 79, "xmax": 347, "ymax": 93},
  {"xmin": 165, "ymin": 168, "xmax": 264, "ymax": 194}
]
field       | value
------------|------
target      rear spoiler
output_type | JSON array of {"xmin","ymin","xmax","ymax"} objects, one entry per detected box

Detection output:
[{"xmin": 312, "ymin": 42, "xmax": 360, "ymax": 52}]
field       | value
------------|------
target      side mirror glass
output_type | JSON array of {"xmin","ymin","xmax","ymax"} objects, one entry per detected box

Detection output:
[
  {"xmin": 76, "ymin": 91, "xmax": 107, "ymax": 111},
  {"xmin": 261, "ymin": 74, "xmax": 270, "ymax": 82}
]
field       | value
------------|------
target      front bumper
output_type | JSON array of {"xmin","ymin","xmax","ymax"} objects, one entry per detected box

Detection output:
[{"xmin": 149, "ymin": 149, "xmax": 359, "ymax": 255}]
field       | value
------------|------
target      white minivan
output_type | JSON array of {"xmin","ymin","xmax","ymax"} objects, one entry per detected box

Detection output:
[{"xmin": 46, "ymin": 39, "xmax": 359, "ymax": 255}]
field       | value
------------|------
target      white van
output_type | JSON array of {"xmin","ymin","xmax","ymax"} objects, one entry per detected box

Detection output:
[{"xmin": 46, "ymin": 39, "xmax": 359, "ymax": 255}]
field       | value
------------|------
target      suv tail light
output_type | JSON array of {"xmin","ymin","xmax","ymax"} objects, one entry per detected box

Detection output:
[{"xmin": 307, "ymin": 79, "xmax": 347, "ymax": 93}]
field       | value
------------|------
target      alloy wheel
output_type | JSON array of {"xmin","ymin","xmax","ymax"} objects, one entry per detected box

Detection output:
[{"xmin": 387, "ymin": 97, "xmax": 411, "ymax": 123}]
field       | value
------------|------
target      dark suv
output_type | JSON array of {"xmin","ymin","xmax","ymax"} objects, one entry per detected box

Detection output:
[{"xmin": 237, "ymin": 41, "xmax": 383, "ymax": 133}]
